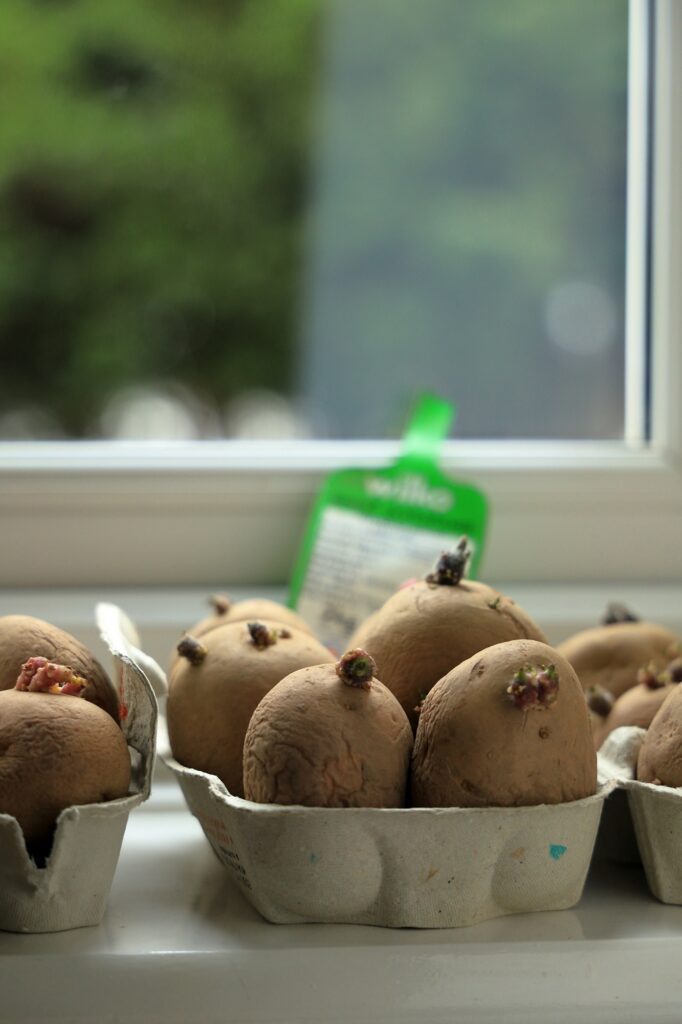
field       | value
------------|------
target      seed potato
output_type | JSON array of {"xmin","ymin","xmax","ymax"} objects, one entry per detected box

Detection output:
[
  {"xmin": 411, "ymin": 639, "xmax": 597, "ymax": 808},
  {"xmin": 350, "ymin": 546, "xmax": 546, "ymax": 729},
  {"xmin": 242, "ymin": 650, "xmax": 412, "ymax": 808},
  {"xmin": 557, "ymin": 621, "xmax": 680, "ymax": 700},
  {"xmin": 167, "ymin": 620, "xmax": 334, "ymax": 797},
  {"xmin": 637, "ymin": 683, "xmax": 682, "ymax": 786},
  {"xmin": 0, "ymin": 688, "xmax": 130, "ymax": 846},
  {"xmin": 593, "ymin": 681, "xmax": 677, "ymax": 750},
  {"xmin": 168, "ymin": 595, "xmax": 314, "ymax": 674},
  {"xmin": 0, "ymin": 615, "xmax": 119, "ymax": 721}
]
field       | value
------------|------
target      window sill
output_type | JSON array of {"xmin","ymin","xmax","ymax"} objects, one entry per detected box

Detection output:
[
  {"xmin": 1, "ymin": 776, "xmax": 681, "ymax": 1024},
  {"xmin": 2, "ymin": 440, "xmax": 682, "ymax": 587}
]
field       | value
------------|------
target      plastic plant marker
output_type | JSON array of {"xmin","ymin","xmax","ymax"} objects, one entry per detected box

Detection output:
[{"xmin": 289, "ymin": 394, "xmax": 488, "ymax": 652}]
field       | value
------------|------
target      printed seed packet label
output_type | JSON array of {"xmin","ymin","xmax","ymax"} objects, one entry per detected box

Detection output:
[{"xmin": 289, "ymin": 394, "xmax": 488, "ymax": 652}]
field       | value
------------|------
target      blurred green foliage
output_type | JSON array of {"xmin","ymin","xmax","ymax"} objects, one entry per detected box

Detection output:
[
  {"xmin": 0, "ymin": 0, "xmax": 628, "ymax": 439},
  {"xmin": 0, "ymin": 0, "xmax": 319, "ymax": 436}
]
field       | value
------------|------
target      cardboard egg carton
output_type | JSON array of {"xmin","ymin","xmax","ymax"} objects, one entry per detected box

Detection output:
[
  {"xmin": 598, "ymin": 726, "xmax": 682, "ymax": 905},
  {"xmin": 0, "ymin": 604, "xmax": 157, "ymax": 933},
  {"xmin": 149, "ymin": 615, "xmax": 611, "ymax": 928},
  {"xmin": 163, "ymin": 748, "xmax": 610, "ymax": 928}
]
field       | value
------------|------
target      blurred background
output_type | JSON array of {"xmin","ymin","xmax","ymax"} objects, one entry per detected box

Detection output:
[{"xmin": 0, "ymin": 0, "xmax": 628, "ymax": 442}]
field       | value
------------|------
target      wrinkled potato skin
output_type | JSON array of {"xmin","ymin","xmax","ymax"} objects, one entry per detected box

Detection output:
[
  {"xmin": 637, "ymin": 685, "xmax": 682, "ymax": 785},
  {"xmin": 558, "ymin": 622, "xmax": 680, "ymax": 700},
  {"xmin": 0, "ymin": 690, "xmax": 131, "ymax": 844},
  {"xmin": 243, "ymin": 664, "xmax": 412, "ymax": 808},
  {"xmin": 350, "ymin": 580, "xmax": 546, "ymax": 729},
  {"xmin": 411, "ymin": 639, "xmax": 597, "ymax": 808},
  {"xmin": 0, "ymin": 615, "xmax": 119, "ymax": 721},
  {"xmin": 593, "ymin": 682, "xmax": 676, "ymax": 750},
  {"xmin": 167, "ymin": 621, "xmax": 333, "ymax": 798}
]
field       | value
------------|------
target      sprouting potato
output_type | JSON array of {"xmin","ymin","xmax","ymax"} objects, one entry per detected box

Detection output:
[
  {"xmin": 168, "ymin": 594, "xmax": 315, "ymax": 674},
  {"xmin": 592, "ymin": 657, "xmax": 682, "ymax": 749},
  {"xmin": 0, "ymin": 614, "xmax": 119, "ymax": 721},
  {"xmin": 638, "ymin": 669, "xmax": 682, "ymax": 786},
  {"xmin": 167, "ymin": 620, "xmax": 334, "ymax": 798},
  {"xmin": 558, "ymin": 620, "xmax": 680, "ymax": 700},
  {"xmin": 243, "ymin": 649, "xmax": 412, "ymax": 808},
  {"xmin": 411, "ymin": 639, "xmax": 597, "ymax": 808},
  {"xmin": 0, "ymin": 658, "xmax": 130, "ymax": 846},
  {"xmin": 350, "ymin": 543, "xmax": 546, "ymax": 730}
]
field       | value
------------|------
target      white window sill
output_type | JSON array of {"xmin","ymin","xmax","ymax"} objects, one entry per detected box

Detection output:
[{"xmin": 1, "ymin": 776, "xmax": 681, "ymax": 1024}]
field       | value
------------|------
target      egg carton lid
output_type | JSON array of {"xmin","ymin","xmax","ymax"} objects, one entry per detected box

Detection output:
[
  {"xmin": 0, "ymin": 603, "xmax": 157, "ymax": 933},
  {"xmin": 598, "ymin": 725, "xmax": 682, "ymax": 906}
]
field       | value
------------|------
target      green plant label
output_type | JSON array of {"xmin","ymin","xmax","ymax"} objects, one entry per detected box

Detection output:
[{"xmin": 289, "ymin": 394, "xmax": 488, "ymax": 652}]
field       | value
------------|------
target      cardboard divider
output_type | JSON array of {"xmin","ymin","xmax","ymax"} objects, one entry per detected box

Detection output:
[{"xmin": 0, "ymin": 604, "xmax": 157, "ymax": 933}]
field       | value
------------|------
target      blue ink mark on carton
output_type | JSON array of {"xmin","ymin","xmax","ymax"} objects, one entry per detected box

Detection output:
[
  {"xmin": 309, "ymin": 852, "xmax": 321, "ymax": 864},
  {"xmin": 550, "ymin": 844, "xmax": 567, "ymax": 860}
]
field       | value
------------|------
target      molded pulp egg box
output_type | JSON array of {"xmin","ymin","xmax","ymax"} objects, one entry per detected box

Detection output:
[
  {"xmin": 0, "ymin": 604, "xmax": 157, "ymax": 933},
  {"xmin": 107, "ymin": 598, "xmax": 610, "ymax": 930},
  {"xmin": 150, "ymin": 599, "xmax": 612, "ymax": 929},
  {"xmin": 598, "ymin": 726, "xmax": 682, "ymax": 906},
  {"xmin": 164, "ymin": 750, "xmax": 610, "ymax": 929}
]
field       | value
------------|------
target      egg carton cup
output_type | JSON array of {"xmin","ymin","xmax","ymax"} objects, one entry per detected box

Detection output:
[
  {"xmin": 598, "ymin": 725, "xmax": 682, "ymax": 905},
  {"xmin": 0, "ymin": 603, "xmax": 157, "ymax": 933}
]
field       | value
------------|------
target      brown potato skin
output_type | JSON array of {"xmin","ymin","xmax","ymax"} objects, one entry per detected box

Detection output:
[
  {"xmin": 167, "ymin": 621, "xmax": 334, "ymax": 797},
  {"xmin": 350, "ymin": 580, "xmax": 546, "ymax": 729},
  {"xmin": 187, "ymin": 599, "xmax": 313, "ymax": 643},
  {"xmin": 588, "ymin": 708, "xmax": 604, "ymax": 743},
  {"xmin": 558, "ymin": 622, "xmax": 680, "ymax": 700},
  {"xmin": 0, "ymin": 690, "xmax": 131, "ymax": 844},
  {"xmin": 243, "ymin": 664, "xmax": 412, "ymax": 807},
  {"xmin": 637, "ymin": 685, "xmax": 682, "ymax": 785},
  {"xmin": 593, "ymin": 682, "xmax": 676, "ymax": 750},
  {"xmin": 168, "ymin": 600, "xmax": 314, "ymax": 674},
  {"xmin": 411, "ymin": 639, "xmax": 597, "ymax": 808},
  {"xmin": 0, "ymin": 615, "xmax": 119, "ymax": 722}
]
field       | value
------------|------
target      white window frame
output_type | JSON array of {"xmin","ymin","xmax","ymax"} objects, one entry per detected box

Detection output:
[{"xmin": 0, "ymin": 0, "xmax": 680, "ymax": 590}]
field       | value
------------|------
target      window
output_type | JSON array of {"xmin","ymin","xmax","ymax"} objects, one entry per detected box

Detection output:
[
  {"xmin": 0, "ymin": 0, "xmax": 680, "ymax": 589},
  {"xmin": 2, "ymin": 0, "xmax": 631, "ymax": 443}
]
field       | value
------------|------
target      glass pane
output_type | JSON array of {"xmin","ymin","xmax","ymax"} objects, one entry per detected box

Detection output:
[{"xmin": 0, "ymin": 0, "xmax": 630, "ymax": 441}]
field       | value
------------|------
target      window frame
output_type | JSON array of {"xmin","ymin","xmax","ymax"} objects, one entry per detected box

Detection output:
[{"xmin": 0, "ymin": 0, "xmax": 680, "ymax": 589}]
